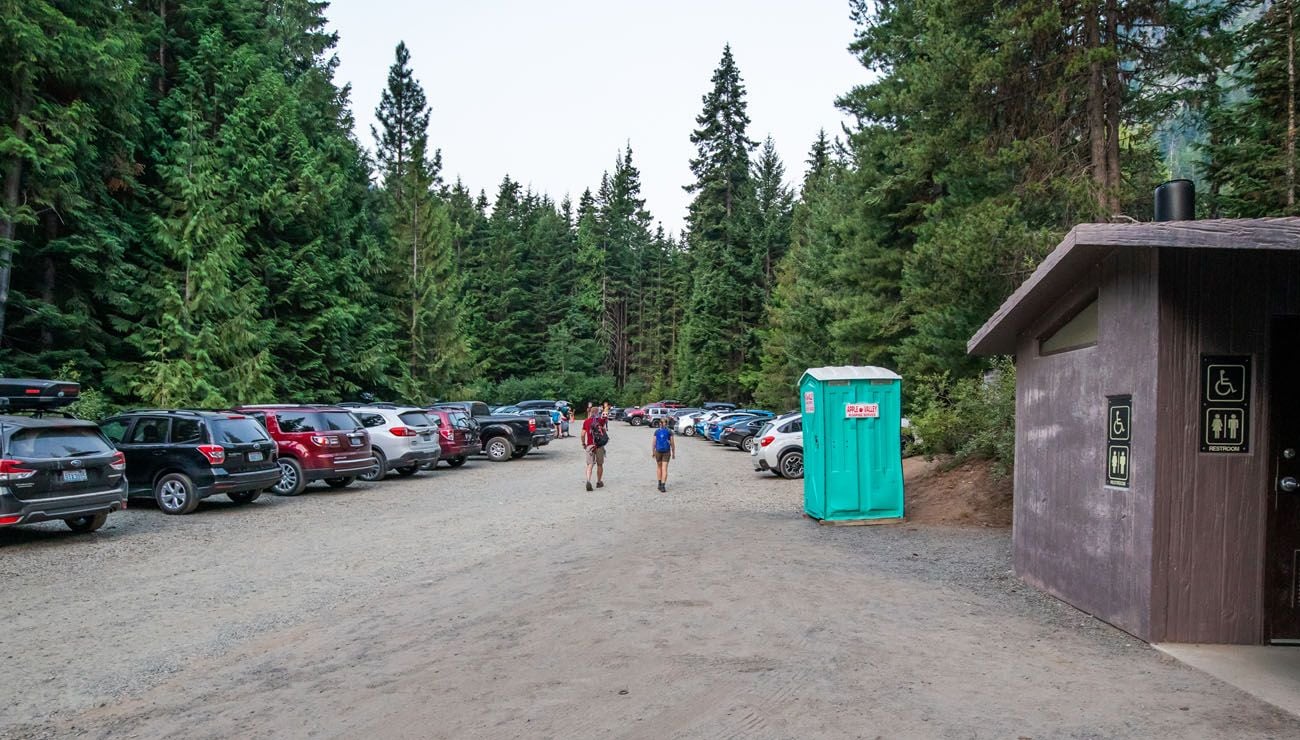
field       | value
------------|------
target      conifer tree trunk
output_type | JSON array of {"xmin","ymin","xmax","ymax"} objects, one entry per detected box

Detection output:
[
  {"xmin": 1086, "ymin": 7, "xmax": 1109, "ymax": 216},
  {"xmin": 1289, "ymin": 0, "xmax": 1297, "ymax": 209},
  {"xmin": 0, "ymin": 95, "xmax": 29, "ymax": 344},
  {"xmin": 1105, "ymin": 0, "xmax": 1122, "ymax": 215}
]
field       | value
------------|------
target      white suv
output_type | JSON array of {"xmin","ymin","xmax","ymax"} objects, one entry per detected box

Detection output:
[
  {"xmin": 751, "ymin": 412, "xmax": 803, "ymax": 479},
  {"xmin": 347, "ymin": 405, "xmax": 441, "ymax": 481}
]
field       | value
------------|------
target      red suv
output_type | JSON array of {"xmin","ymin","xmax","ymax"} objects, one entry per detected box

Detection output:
[
  {"xmin": 232, "ymin": 405, "xmax": 372, "ymax": 496},
  {"xmin": 426, "ymin": 407, "xmax": 482, "ymax": 467}
]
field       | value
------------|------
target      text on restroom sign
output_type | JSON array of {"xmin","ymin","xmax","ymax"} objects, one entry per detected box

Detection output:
[
  {"xmin": 804, "ymin": 391, "xmax": 815, "ymax": 413},
  {"xmin": 845, "ymin": 403, "xmax": 879, "ymax": 419},
  {"xmin": 1200, "ymin": 355, "xmax": 1251, "ymax": 453}
]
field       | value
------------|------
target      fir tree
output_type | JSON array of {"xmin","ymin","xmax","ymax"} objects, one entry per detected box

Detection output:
[
  {"xmin": 373, "ymin": 41, "xmax": 470, "ymax": 398},
  {"xmin": 678, "ymin": 45, "xmax": 758, "ymax": 402}
]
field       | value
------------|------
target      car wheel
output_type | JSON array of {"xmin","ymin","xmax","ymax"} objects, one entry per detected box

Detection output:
[
  {"xmin": 155, "ymin": 472, "xmax": 200, "ymax": 515},
  {"xmin": 778, "ymin": 450, "xmax": 804, "ymax": 479},
  {"xmin": 324, "ymin": 477, "xmax": 354, "ymax": 489},
  {"xmin": 446, "ymin": 456, "xmax": 467, "ymax": 468},
  {"xmin": 272, "ymin": 458, "xmax": 306, "ymax": 496},
  {"xmin": 511, "ymin": 445, "xmax": 531, "ymax": 459},
  {"xmin": 630, "ymin": 417, "xmax": 643, "ymax": 426},
  {"xmin": 359, "ymin": 448, "xmax": 387, "ymax": 482},
  {"xmin": 485, "ymin": 437, "xmax": 514, "ymax": 462},
  {"xmin": 741, "ymin": 436, "xmax": 756, "ymax": 453},
  {"xmin": 65, "ymin": 512, "xmax": 108, "ymax": 533},
  {"xmin": 682, "ymin": 426, "xmax": 695, "ymax": 437},
  {"xmin": 228, "ymin": 489, "xmax": 261, "ymax": 504},
  {"xmin": 395, "ymin": 465, "xmax": 419, "ymax": 476}
]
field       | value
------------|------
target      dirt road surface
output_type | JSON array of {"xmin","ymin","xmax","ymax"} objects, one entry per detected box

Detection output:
[{"xmin": 3, "ymin": 425, "xmax": 1297, "ymax": 739}]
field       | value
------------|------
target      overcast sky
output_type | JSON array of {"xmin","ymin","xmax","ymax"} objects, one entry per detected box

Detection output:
[{"xmin": 326, "ymin": 0, "xmax": 869, "ymax": 236}]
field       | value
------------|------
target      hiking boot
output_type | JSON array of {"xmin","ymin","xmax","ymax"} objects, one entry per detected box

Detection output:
[
  {"xmin": 585, "ymin": 481, "xmax": 593, "ymax": 491},
  {"xmin": 659, "ymin": 482, "xmax": 666, "ymax": 492},
  {"xmin": 596, "ymin": 481, "xmax": 604, "ymax": 488}
]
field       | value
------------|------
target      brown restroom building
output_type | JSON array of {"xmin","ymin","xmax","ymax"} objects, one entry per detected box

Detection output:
[{"xmin": 968, "ymin": 217, "xmax": 1300, "ymax": 644}]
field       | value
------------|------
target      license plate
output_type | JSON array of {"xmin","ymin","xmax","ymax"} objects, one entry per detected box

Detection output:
[
  {"xmin": 63, "ymin": 469, "xmax": 88, "ymax": 483},
  {"xmin": 248, "ymin": 451, "xmax": 264, "ymax": 462}
]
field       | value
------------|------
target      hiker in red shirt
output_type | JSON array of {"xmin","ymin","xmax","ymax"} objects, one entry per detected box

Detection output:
[{"xmin": 582, "ymin": 408, "xmax": 608, "ymax": 491}]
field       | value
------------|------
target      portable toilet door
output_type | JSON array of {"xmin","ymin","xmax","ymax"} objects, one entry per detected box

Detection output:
[
  {"xmin": 799, "ymin": 379, "xmax": 826, "ymax": 518},
  {"xmin": 799, "ymin": 366, "xmax": 904, "ymax": 524}
]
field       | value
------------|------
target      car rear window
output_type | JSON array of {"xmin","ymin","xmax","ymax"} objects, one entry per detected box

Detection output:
[
  {"xmin": 444, "ymin": 411, "xmax": 469, "ymax": 428},
  {"xmin": 399, "ymin": 411, "xmax": 434, "ymax": 427},
  {"xmin": 275, "ymin": 411, "xmax": 360, "ymax": 433},
  {"xmin": 210, "ymin": 417, "xmax": 271, "ymax": 444},
  {"xmin": 6, "ymin": 427, "xmax": 113, "ymax": 458}
]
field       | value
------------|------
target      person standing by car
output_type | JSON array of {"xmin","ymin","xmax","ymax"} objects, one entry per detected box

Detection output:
[
  {"xmin": 582, "ymin": 408, "xmax": 608, "ymax": 491},
  {"xmin": 652, "ymin": 422, "xmax": 675, "ymax": 492}
]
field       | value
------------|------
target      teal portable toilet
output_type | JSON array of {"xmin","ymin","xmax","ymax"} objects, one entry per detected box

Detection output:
[{"xmin": 799, "ymin": 366, "xmax": 904, "ymax": 524}]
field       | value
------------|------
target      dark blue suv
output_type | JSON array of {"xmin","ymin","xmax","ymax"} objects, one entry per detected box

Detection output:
[{"xmin": 99, "ymin": 411, "xmax": 279, "ymax": 515}]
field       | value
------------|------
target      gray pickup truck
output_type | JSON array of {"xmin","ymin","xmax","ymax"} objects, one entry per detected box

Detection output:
[{"xmin": 432, "ymin": 402, "xmax": 544, "ymax": 462}]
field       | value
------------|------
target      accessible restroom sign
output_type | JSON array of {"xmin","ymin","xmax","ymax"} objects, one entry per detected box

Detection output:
[
  {"xmin": 1200, "ymin": 355, "xmax": 1251, "ymax": 453},
  {"xmin": 1106, "ymin": 395, "xmax": 1131, "ymax": 488}
]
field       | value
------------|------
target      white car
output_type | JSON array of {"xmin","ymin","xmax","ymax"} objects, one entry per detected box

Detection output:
[
  {"xmin": 751, "ymin": 412, "xmax": 803, "ymax": 479},
  {"xmin": 346, "ymin": 405, "xmax": 441, "ymax": 481},
  {"xmin": 676, "ymin": 410, "xmax": 707, "ymax": 436}
]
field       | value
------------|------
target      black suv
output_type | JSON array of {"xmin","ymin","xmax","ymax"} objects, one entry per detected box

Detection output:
[
  {"xmin": 99, "ymin": 410, "xmax": 279, "ymax": 515},
  {"xmin": 0, "ymin": 378, "xmax": 127, "ymax": 533}
]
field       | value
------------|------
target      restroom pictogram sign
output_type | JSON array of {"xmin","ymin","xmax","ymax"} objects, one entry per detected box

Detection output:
[
  {"xmin": 1107, "ymin": 395, "xmax": 1131, "ymax": 488},
  {"xmin": 1201, "ymin": 355, "xmax": 1251, "ymax": 453}
]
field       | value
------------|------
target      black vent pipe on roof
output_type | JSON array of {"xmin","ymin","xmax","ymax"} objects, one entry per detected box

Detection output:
[{"xmin": 1154, "ymin": 179, "xmax": 1195, "ymax": 221}]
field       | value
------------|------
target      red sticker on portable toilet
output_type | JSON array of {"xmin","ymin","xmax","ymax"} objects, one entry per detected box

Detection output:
[{"xmin": 804, "ymin": 391, "xmax": 815, "ymax": 413}]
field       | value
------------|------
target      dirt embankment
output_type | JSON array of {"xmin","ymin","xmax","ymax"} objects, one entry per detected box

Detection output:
[{"xmin": 904, "ymin": 455, "xmax": 1012, "ymax": 527}]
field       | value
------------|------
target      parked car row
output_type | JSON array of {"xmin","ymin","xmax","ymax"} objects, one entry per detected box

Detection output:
[{"xmin": 0, "ymin": 379, "xmax": 571, "ymax": 534}]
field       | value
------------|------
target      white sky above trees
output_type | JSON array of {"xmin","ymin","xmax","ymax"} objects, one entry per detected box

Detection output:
[{"xmin": 327, "ymin": 0, "xmax": 867, "ymax": 236}]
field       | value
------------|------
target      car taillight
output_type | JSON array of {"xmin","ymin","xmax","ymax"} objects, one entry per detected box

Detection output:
[
  {"xmin": 389, "ymin": 426, "xmax": 417, "ymax": 437},
  {"xmin": 439, "ymin": 428, "xmax": 454, "ymax": 440},
  {"xmin": 724, "ymin": 427, "xmax": 734, "ymax": 433},
  {"xmin": 110, "ymin": 451, "xmax": 126, "ymax": 471},
  {"xmin": 0, "ymin": 459, "xmax": 36, "ymax": 482},
  {"xmin": 0, "ymin": 514, "xmax": 21, "ymax": 525},
  {"xmin": 310, "ymin": 435, "xmax": 338, "ymax": 447},
  {"xmin": 197, "ymin": 445, "xmax": 225, "ymax": 465},
  {"xmin": 760, "ymin": 435, "xmax": 776, "ymax": 447},
  {"xmin": 528, "ymin": 418, "xmax": 536, "ymax": 432}
]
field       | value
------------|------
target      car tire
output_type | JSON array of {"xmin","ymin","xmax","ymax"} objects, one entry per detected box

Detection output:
[
  {"xmin": 272, "ymin": 458, "xmax": 306, "ymax": 496},
  {"xmin": 228, "ymin": 489, "xmax": 261, "ymax": 504},
  {"xmin": 511, "ymin": 445, "xmax": 530, "ymax": 459},
  {"xmin": 446, "ymin": 456, "xmax": 467, "ymax": 468},
  {"xmin": 778, "ymin": 450, "xmax": 804, "ymax": 479},
  {"xmin": 630, "ymin": 417, "xmax": 643, "ymax": 426},
  {"xmin": 359, "ymin": 448, "xmax": 387, "ymax": 482},
  {"xmin": 324, "ymin": 477, "xmax": 354, "ymax": 489},
  {"xmin": 682, "ymin": 426, "xmax": 695, "ymax": 437},
  {"xmin": 65, "ymin": 512, "xmax": 108, "ymax": 533},
  {"xmin": 395, "ymin": 465, "xmax": 419, "ymax": 476},
  {"xmin": 741, "ymin": 436, "xmax": 756, "ymax": 453},
  {"xmin": 155, "ymin": 472, "xmax": 201, "ymax": 515},
  {"xmin": 485, "ymin": 436, "xmax": 514, "ymax": 462}
]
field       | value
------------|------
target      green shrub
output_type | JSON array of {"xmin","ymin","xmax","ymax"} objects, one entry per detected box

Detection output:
[
  {"xmin": 908, "ymin": 357, "xmax": 1016, "ymax": 476},
  {"xmin": 56, "ymin": 362, "xmax": 118, "ymax": 421}
]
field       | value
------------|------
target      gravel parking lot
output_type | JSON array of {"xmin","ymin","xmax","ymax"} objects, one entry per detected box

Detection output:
[{"xmin": 3, "ymin": 425, "xmax": 1298, "ymax": 739}]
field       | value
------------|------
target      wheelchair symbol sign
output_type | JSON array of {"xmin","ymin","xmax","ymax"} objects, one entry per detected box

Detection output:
[
  {"xmin": 1109, "ymin": 404, "xmax": 1130, "ymax": 442},
  {"xmin": 1205, "ymin": 364, "xmax": 1246, "ymax": 403}
]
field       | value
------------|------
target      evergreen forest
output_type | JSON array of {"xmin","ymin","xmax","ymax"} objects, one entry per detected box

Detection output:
[{"xmin": 2, "ymin": 1, "xmax": 1297, "ymax": 460}]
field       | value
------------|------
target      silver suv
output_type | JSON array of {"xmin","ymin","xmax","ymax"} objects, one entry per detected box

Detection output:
[{"xmin": 347, "ymin": 405, "xmax": 441, "ymax": 481}]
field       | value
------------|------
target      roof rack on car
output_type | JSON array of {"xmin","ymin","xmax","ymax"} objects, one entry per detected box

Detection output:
[{"xmin": 0, "ymin": 408, "xmax": 81, "ymax": 420}]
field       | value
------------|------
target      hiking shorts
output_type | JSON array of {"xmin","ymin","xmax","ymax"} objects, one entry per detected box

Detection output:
[
  {"xmin": 653, "ymin": 451, "xmax": 671, "ymax": 463},
  {"xmin": 586, "ymin": 446, "xmax": 606, "ymax": 465}
]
